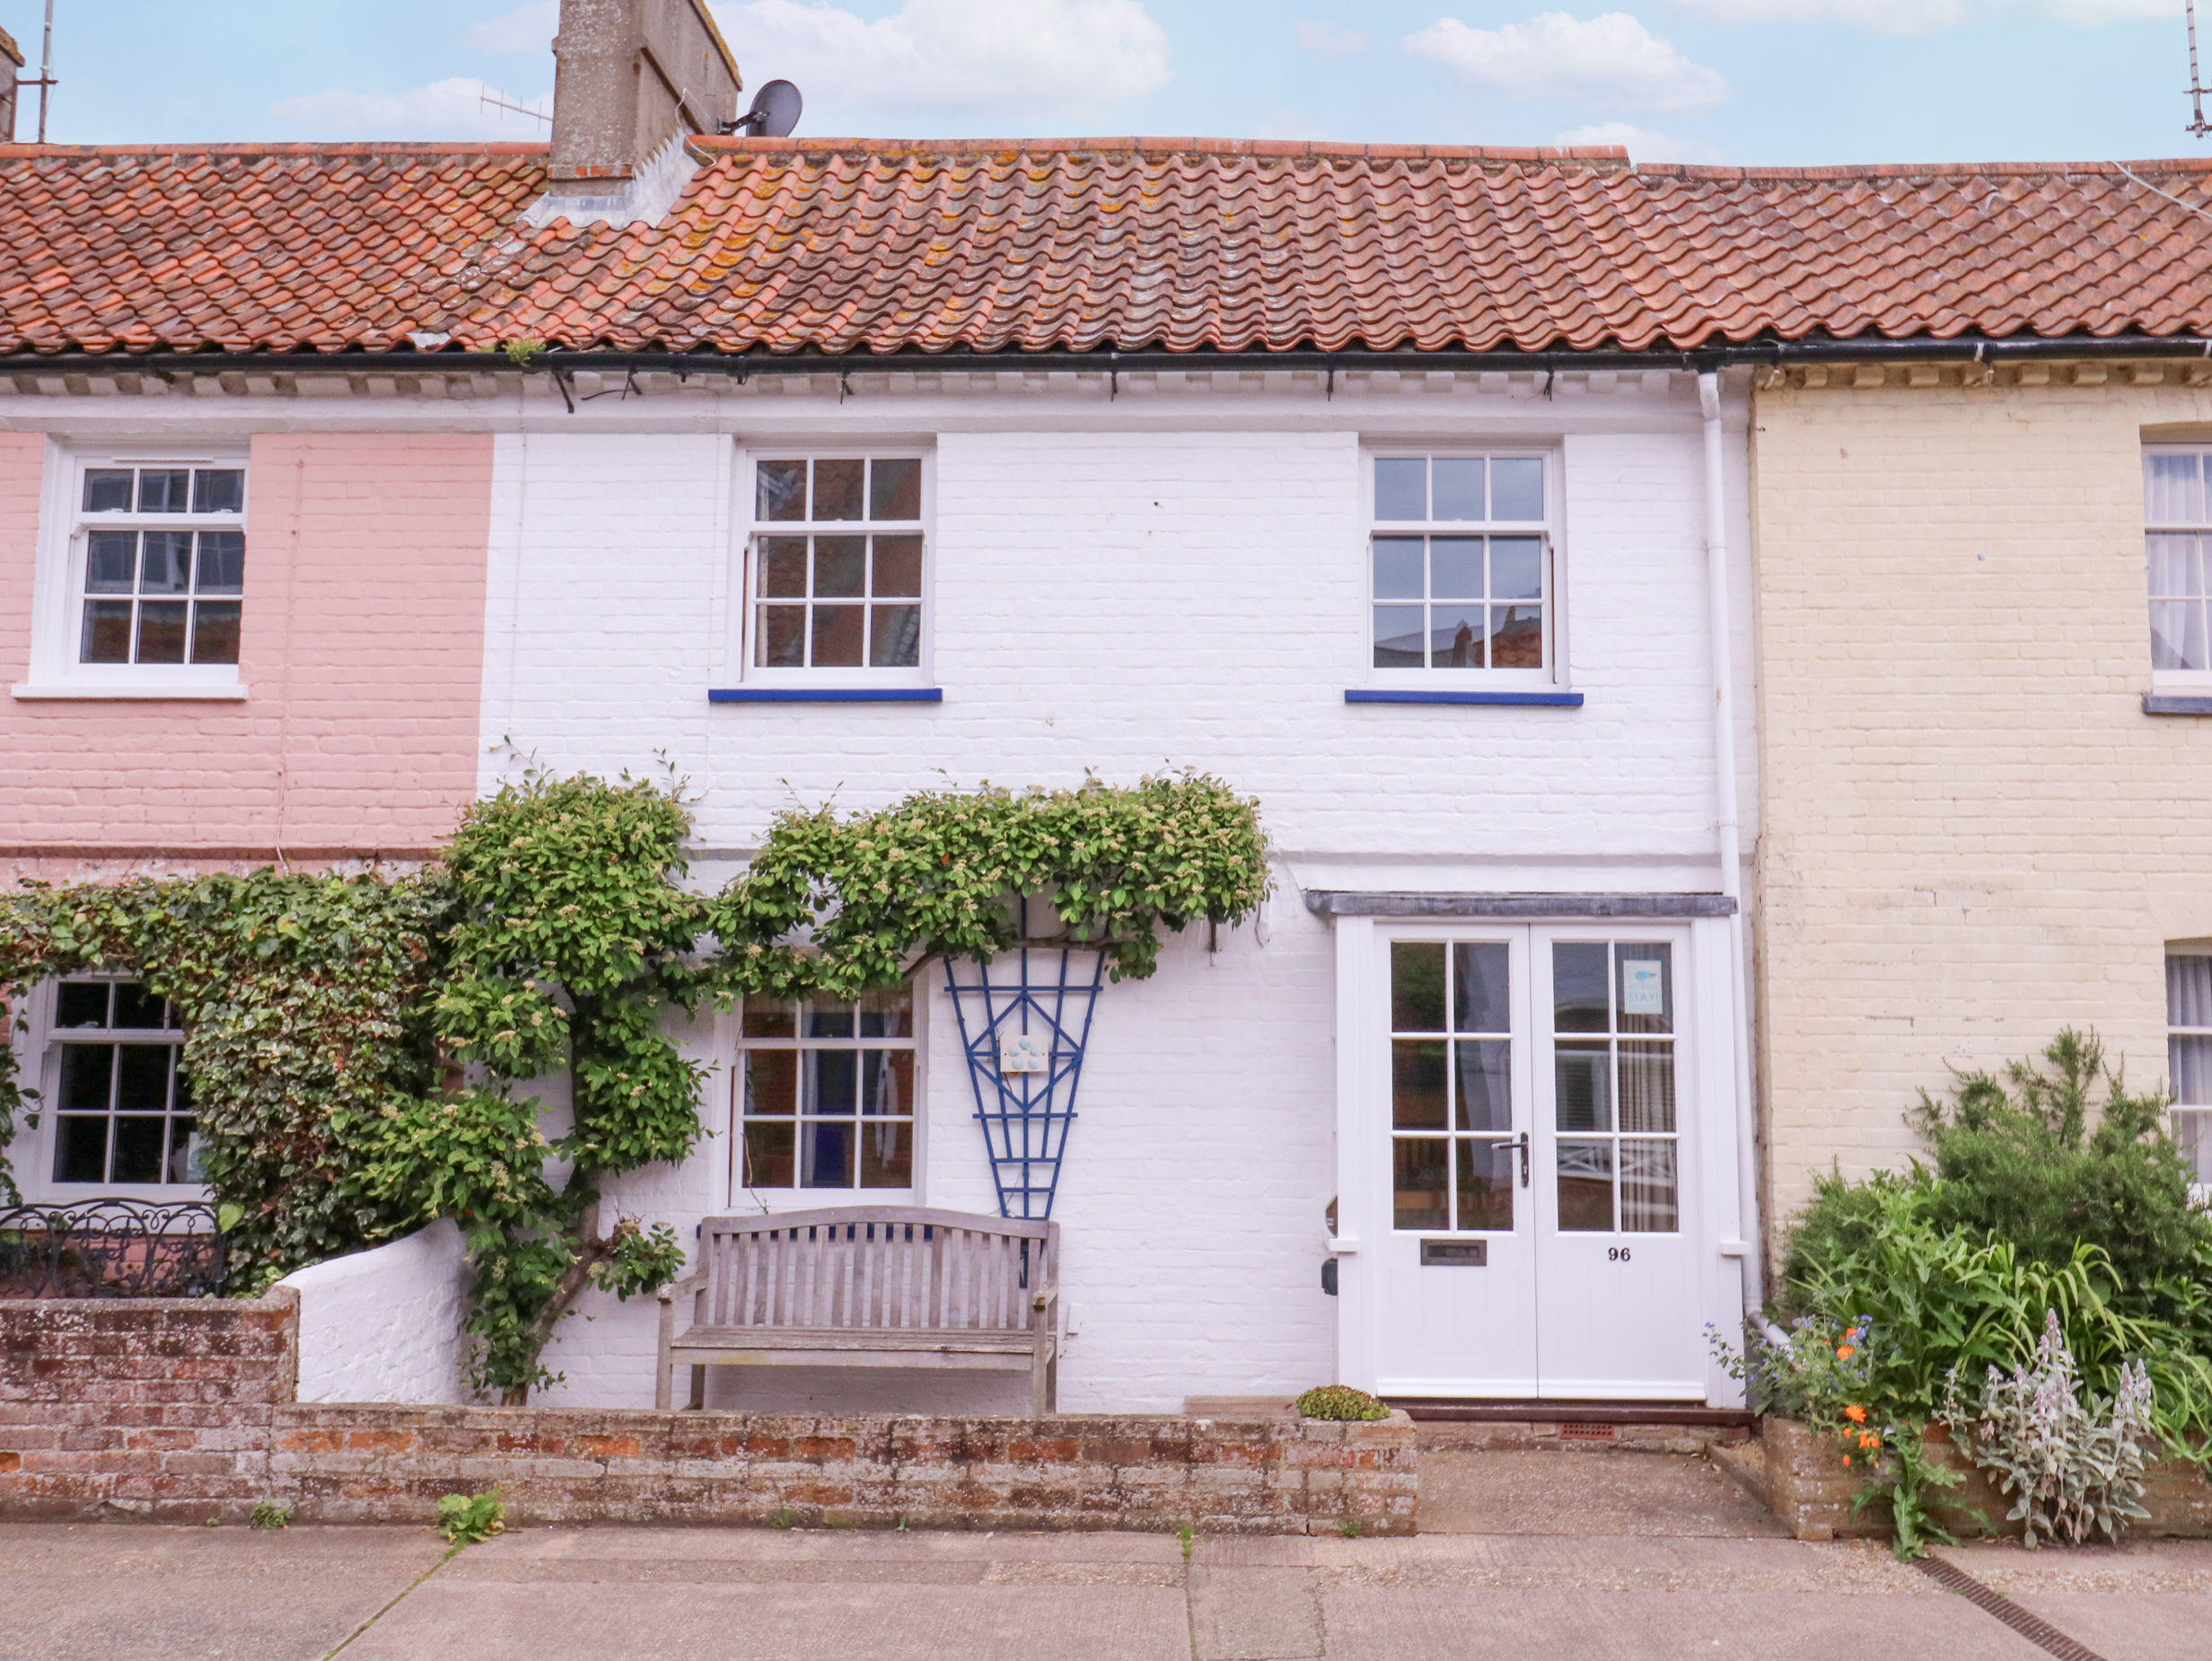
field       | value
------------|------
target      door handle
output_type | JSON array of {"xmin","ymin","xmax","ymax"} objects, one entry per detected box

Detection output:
[{"xmin": 1487, "ymin": 1131, "xmax": 1531, "ymax": 1188}]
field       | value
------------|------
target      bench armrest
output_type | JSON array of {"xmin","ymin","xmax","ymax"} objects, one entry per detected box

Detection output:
[{"xmin": 656, "ymin": 1270, "xmax": 707, "ymax": 1307}]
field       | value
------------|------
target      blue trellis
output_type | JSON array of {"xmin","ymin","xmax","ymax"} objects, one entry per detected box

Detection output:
[{"xmin": 944, "ymin": 915, "xmax": 1105, "ymax": 1221}]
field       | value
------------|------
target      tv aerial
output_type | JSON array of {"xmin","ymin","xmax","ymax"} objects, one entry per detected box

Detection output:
[
  {"xmin": 2191, "ymin": 0, "xmax": 2211, "ymax": 136},
  {"xmin": 721, "ymin": 79, "xmax": 802, "ymax": 138}
]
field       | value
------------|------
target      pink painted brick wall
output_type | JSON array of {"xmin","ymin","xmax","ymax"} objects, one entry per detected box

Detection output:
[{"xmin": 0, "ymin": 433, "xmax": 490, "ymax": 866}]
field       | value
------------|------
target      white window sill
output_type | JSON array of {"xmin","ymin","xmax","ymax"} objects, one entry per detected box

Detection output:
[{"xmin": 13, "ymin": 681, "xmax": 250, "ymax": 701}]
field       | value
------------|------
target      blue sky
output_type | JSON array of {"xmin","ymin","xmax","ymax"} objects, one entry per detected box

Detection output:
[{"xmin": 4, "ymin": 1, "xmax": 2204, "ymax": 166}]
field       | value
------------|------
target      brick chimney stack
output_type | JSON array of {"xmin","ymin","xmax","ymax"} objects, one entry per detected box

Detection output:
[
  {"xmin": 538, "ymin": 0, "xmax": 741, "ymax": 222},
  {"xmin": 0, "ymin": 24, "xmax": 22, "ymax": 144}
]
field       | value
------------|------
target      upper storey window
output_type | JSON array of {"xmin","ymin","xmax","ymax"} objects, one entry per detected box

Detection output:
[
  {"xmin": 2146, "ymin": 448, "xmax": 2212, "ymax": 678},
  {"xmin": 76, "ymin": 461, "xmax": 245, "ymax": 668},
  {"xmin": 747, "ymin": 454, "xmax": 926, "ymax": 680},
  {"xmin": 1369, "ymin": 453, "xmax": 1553, "ymax": 680}
]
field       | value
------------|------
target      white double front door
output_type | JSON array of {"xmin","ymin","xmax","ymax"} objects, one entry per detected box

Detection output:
[{"xmin": 1337, "ymin": 919, "xmax": 1721, "ymax": 1401}]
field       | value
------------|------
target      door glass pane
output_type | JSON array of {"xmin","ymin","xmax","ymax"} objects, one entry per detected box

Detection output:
[
  {"xmin": 1555, "ymin": 1041, "xmax": 1611, "ymax": 1131},
  {"xmin": 1393, "ymin": 1138, "xmax": 1449, "ymax": 1229},
  {"xmin": 1556, "ymin": 1138, "xmax": 1615, "ymax": 1231},
  {"xmin": 1618, "ymin": 945, "xmax": 1672, "ymax": 1033},
  {"xmin": 1618, "ymin": 1040, "xmax": 1676, "ymax": 1132},
  {"xmin": 1453, "ymin": 943, "xmax": 1510, "ymax": 1033},
  {"xmin": 1620, "ymin": 1139, "xmax": 1679, "ymax": 1232},
  {"xmin": 1456, "ymin": 1139, "xmax": 1514, "ymax": 1231},
  {"xmin": 1553, "ymin": 944, "xmax": 1610, "ymax": 1032},
  {"xmin": 1391, "ymin": 1041, "xmax": 1449, "ymax": 1128},
  {"xmin": 1454, "ymin": 1040, "xmax": 1511, "ymax": 1131},
  {"xmin": 1391, "ymin": 943, "xmax": 1446, "ymax": 1031}
]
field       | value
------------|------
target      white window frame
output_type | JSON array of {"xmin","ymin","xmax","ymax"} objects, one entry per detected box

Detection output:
[
  {"xmin": 2143, "ymin": 444, "xmax": 2212, "ymax": 690},
  {"xmin": 1359, "ymin": 446, "xmax": 1565, "ymax": 690},
  {"xmin": 2165, "ymin": 944, "xmax": 2212, "ymax": 1194},
  {"xmin": 729, "ymin": 985, "xmax": 924, "ymax": 1206},
  {"xmin": 732, "ymin": 445, "xmax": 933, "ymax": 688},
  {"xmin": 9, "ymin": 976, "xmax": 210, "ymax": 1202},
  {"xmin": 13, "ymin": 443, "xmax": 250, "ymax": 701}
]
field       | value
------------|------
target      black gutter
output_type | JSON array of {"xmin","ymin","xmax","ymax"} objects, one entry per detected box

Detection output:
[{"xmin": 4, "ymin": 337, "xmax": 2211, "ymax": 380}]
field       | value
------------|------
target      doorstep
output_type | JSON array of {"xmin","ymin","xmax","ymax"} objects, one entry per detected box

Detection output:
[{"xmin": 1387, "ymin": 1400, "xmax": 1754, "ymax": 1454}]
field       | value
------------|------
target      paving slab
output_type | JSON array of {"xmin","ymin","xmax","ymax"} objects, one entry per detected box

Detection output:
[
  {"xmin": 1188, "ymin": 1564, "xmax": 1323, "ymax": 1659},
  {"xmin": 0, "ymin": 1524, "xmax": 450, "ymax": 1661},
  {"xmin": 1420, "ymin": 1448, "xmax": 1790, "ymax": 1537}
]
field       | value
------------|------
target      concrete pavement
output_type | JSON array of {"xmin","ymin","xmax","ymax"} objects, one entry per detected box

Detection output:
[{"xmin": 1, "ymin": 1451, "xmax": 2202, "ymax": 1660}]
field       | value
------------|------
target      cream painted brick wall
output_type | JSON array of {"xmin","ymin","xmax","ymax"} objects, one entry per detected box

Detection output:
[{"xmin": 1751, "ymin": 377, "xmax": 2212, "ymax": 1246}]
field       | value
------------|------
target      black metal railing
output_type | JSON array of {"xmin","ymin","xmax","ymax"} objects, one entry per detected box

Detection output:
[{"xmin": 0, "ymin": 1200, "xmax": 230, "ymax": 1298}]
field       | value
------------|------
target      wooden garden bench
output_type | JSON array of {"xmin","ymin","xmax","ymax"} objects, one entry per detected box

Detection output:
[{"xmin": 655, "ymin": 1206, "xmax": 1060, "ymax": 1414}]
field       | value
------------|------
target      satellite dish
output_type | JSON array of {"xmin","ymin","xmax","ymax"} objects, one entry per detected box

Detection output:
[{"xmin": 724, "ymin": 80, "xmax": 803, "ymax": 138}]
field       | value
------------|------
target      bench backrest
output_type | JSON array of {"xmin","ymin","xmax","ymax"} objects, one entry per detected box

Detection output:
[{"xmin": 696, "ymin": 1207, "xmax": 1056, "ymax": 1332}]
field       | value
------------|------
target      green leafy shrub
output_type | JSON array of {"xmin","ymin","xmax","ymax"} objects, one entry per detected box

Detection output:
[
  {"xmin": 249, "ymin": 1500, "xmax": 291, "ymax": 1530},
  {"xmin": 435, "ymin": 1490, "xmax": 505, "ymax": 1543},
  {"xmin": 1296, "ymin": 1384, "xmax": 1390, "ymax": 1421}
]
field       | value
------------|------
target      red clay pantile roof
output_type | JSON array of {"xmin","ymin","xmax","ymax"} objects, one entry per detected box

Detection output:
[{"xmin": 4, "ymin": 136, "xmax": 2212, "ymax": 358}]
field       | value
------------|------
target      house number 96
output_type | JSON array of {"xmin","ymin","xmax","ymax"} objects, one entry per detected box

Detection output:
[{"xmin": 1607, "ymin": 1246, "xmax": 1632, "ymax": 1262}]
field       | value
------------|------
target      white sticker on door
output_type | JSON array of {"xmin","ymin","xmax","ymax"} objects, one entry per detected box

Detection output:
[{"xmin": 1620, "ymin": 959, "xmax": 1664, "ymax": 1015}]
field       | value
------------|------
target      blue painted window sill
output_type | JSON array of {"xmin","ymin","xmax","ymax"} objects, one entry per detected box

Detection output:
[
  {"xmin": 2144, "ymin": 693, "xmax": 2212, "ymax": 716},
  {"xmin": 709, "ymin": 688, "xmax": 944, "ymax": 704},
  {"xmin": 1345, "ymin": 689, "xmax": 1584, "ymax": 708}
]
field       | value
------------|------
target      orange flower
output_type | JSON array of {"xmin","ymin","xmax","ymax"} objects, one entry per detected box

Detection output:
[
  {"xmin": 1844, "ymin": 1405, "xmax": 1867, "ymax": 1424},
  {"xmin": 1842, "ymin": 1454, "xmax": 1852, "ymax": 1467},
  {"xmin": 1858, "ymin": 1432, "xmax": 1880, "ymax": 1450},
  {"xmin": 1837, "ymin": 1345, "xmax": 1856, "ymax": 1360}
]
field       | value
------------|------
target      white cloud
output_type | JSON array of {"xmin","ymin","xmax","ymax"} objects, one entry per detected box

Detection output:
[
  {"xmin": 1405, "ymin": 13, "xmax": 1729, "ymax": 118},
  {"xmin": 1667, "ymin": 0, "xmax": 2172, "ymax": 34},
  {"xmin": 714, "ymin": 0, "xmax": 1170, "ymax": 121},
  {"xmin": 1294, "ymin": 20, "xmax": 1370, "ymax": 56},
  {"xmin": 1553, "ymin": 119, "xmax": 1730, "ymax": 162},
  {"xmin": 466, "ymin": 3, "xmax": 558, "ymax": 54},
  {"xmin": 266, "ymin": 77, "xmax": 551, "ymax": 140}
]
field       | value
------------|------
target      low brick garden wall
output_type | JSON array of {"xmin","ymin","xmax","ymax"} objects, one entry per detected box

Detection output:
[
  {"xmin": 1, "ymin": 1293, "xmax": 1415, "ymax": 1534},
  {"xmin": 1752, "ymin": 1417, "xmax": 2212, "ymax": 1541}
]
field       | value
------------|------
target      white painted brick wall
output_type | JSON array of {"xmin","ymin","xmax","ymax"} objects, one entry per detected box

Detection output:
[{"xmin": 277, "ymin": 1220, "xmax": 472, "ymax": 1404}]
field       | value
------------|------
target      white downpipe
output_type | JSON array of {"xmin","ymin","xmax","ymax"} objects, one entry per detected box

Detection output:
[{"xmin": 1700, "ymin": 371, "xmax": 1765, "ymax": 1318}]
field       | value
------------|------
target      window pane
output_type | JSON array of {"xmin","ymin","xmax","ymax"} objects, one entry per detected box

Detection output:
[
  {"xmin": 136, "ymin": 601, "xmax": 189, "ymax": 664},
  {"xmin": 86, "ymin": 531, "xmax": 137, "ymax": 592},
  {"xmin": 802, "ymin": 1119, "xmax": 855, "ymax": 1186},
  {"xmin": 2147, "ymin": 453, "xmax": 2205, "ymax": 524},
  {"xmin": 869, "ymin": 605, "xmax": 921, "ymax": 667},
  {"xmin": 1621, "ymin": 1139, "xmax": 1679, "ymax": 1232},
  {"xmin": 1619, "ymin": 1040, "xmax": 1675, "ymax": 1132},
  {"xmin": 1392, "ymin": 1040, "xmax": 1449, "ymax": 1129},
  {"xmin": 1391, "ymin": 942, "xmax": 1447, "ymax": 1031},
  {"xmin": 138, "ymin": 532, "xmax": 192, "ymax": 593},
  {"xmin": 55, "ymin": 1117, "xmax": 110, "ymax": 1184},
  {"xmin": 1556, "ymin": 1138, "xmax": 1615, "ymax": 1231},
  {"xmin": 1454, "ymin": 1039, "xmax": 1511, "ymax": 1131},
  {"xmin": 1372, "ymin": 537, "xmax": 1424, "ymax": 599},
  {"xmin": 870, "ymin": 458, "xmax": 921, "ymax": 520},
  {"xmin": 1491, "ymin": 458, "xmax": 1544, "ymax": 521},
  {"xmin": 807, "ymin": 1049, "xmax": 859, "ymax": 1115},
  {"xmin": 59, "ymin": 1045, "xmax": 114, "ymax": 1112},
  {"xmin": 2149, "ymin": 534, "xmax": 2202, "ymax": 598},
  {"xmin": 1618, "ymin": 945, "xmax": 1672, "ymax": 1033},
  {"xmin": 860, "ymin": 1119, "xmax": 914, "ymax": 1187},
  {"xmin": 1430, "ymin": 537, "xmax": 1483, "ymax": 599},
  {"xmin": 1373, "ymin": 605, "xmax": 1426, "ymax": 668},
  {"xmin": 759, "ymin": 537, "xmax": 808, "ymax": 597},
  {"xmin": 742, "ymin": 999, "xmax": 797, "ymax": 1039},
  {"xmin": 57, "ymin": 984, "xmax": 111, "ymax": 1027},
  {"xmin": 757, "ymin": 460, "xmax": 807, "ymax": 521},
  {"xmin": 1392, "ymin": 1137, "xmax": 1449, "ymax": 1229},
  {"xmin": 113, "ymin": 1116, "xmax": 168, "ymax": 1182},
  {"xmin": 757, "ymin": 605, "xmax": 805, "ymax": 667},
  {"xmin": 2169, "ymin": 954, "xmax": 2212, "ymax": 1030},
  {"xmin": 1453, "ymin": 943, "xmax": 1511, "ymax": 1034},
  {"xmin": 1553, "ymin": 943, "xmax": 1611, "ymax": 1032},
  {"xmin": 812, "ymin": 459, "xmax": 865, "ymax": 522},
  {"xmin": 137, "ymin": 469, "xmax": 190, "ymax": 513},
  {"xmin": 1555, "ymin": 1041, "xmax": 1612, "ymax": 1131},
  {"xmin": 112, "ymin": 983, "xmax": 166, "ymax": 1028},
  {"xmin": 1375, "ymin": 458, "xmax": 1426, "ymax": 520},
  {"xmin": 859, "ymin": 987, "xmax": 914, "ymax": 1038},
  {"xmin": 1435, "ymin": 604, "xmax": 1485, "ymax": 668},
  {"xmin": 815, "ymin": 536, "xmax": 865, "ymax": 597},
  {"xmin": 1491, "ymin": 536, "xmax": 1542, "ymax": 601},
  {"xmin": 742, "ymin": 1050, "xmax": 798, "ymax": 1116},
  {"xmin": 1432, "ymin": 458, "xmax": 1485, "ymax": 521},
  {"xmin": 190, "ymin": 602, "xmax": 241, "ymax": 665},
  {"xmin": 872, "ymin": 535, "xmax": 923, "ymax": 597},
  {"xmin": 2152, "ymin": 600, "xmax": 2208, "ymax": 671},
  {"xmin": 116, "ymin": 1046, "xmax": 173, "ymax": 1111},
  {"xmin": 2171, "ymin": 1034, "xmax": 2212, "ymax": 1107},
  {"xmin": 81, "ymin": 601, "xmax": 132, "ymax": 664},
  {"xmin": 811, "ymin": 605, "xmax": 865, "ymax": 666},
  {"xmin": 195, "ymin": 532, "xmax": 245, "ymax": 594},
  {"xmin": 193, "ymin": 469, "xmax": 244, "ymax": 514},
  {"xmin": 1489, "ymin": 605, "xmax": 1543, "ymax": 668},
  {"xmin": 863, "ymin": 1050, "xmax": 913, "ymax": 1117},
  {"xmin": 1455, "ymin": 1138, "xmax": 1514, "ymax": 1230},
  {"xmin": 742, "ymin": 1121, "xmax": 795, "ymax": 1188},
  {"xmin": 166, "ymin": 1120, "xmax": 199, "ymax": 1184},
  {"xmin": 83, "ymin": 469, "xmax": 134, "ymax": 512},
  {"xmin": 805, "ymin": 1002, "xmax": 856, "ymax": 1039}
]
